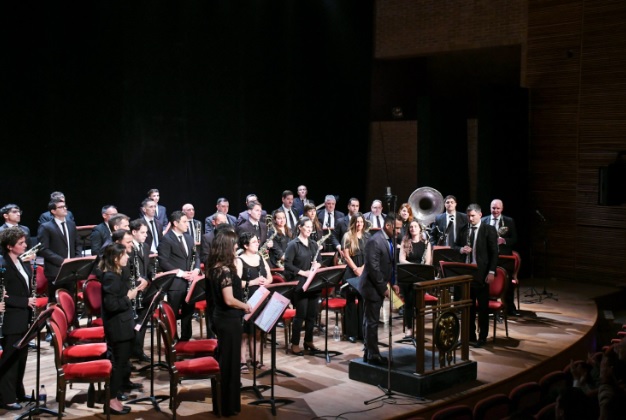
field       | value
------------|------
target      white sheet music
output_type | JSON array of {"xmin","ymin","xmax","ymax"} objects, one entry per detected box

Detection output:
[
  {"xmin": 254, "ymin": 292, "xmax": 290, "ymax": 333},
  {"xmin": 243, "ymin": 286, "xmax": 270, "ymax": 321}
]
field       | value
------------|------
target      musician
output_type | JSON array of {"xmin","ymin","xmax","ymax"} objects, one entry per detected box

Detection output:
[
  {"xmin": 204, "ymin": 198, "xmax": 237, "ymax": 234},
  {"xmin": 284, "ymin": 217, "xmax": 322, "ymax": 356},
  {"xmin": 99, "ymin": 214, "xmax": 131, "ymax": 254},
  {"xmin": 398, "ymin": 203, "xmax": 414, "ymax": 241},
  {"xmin": 431, "ymin": 195, "xmax": 468, "ymax": 247},
  {"xmin": 268, "ymin": 209, "xmax": 291, "ymax": 268},
  {"xmin": 141, "ymin": 198, "xmax": 163, "ymax": 254},
  {"xmin": 0, "ymin": 204, "xmax": 31, "ymax": 237},
  {"xmin": 341, "ymin": 212, "xmax": 370, "ymax": 343},
  {"xmin": 205, "ymin": 230, "xmax": 251, "ymax": 417},
  {"xmin": 236, "ymin": 232, "xmax": 272, "ymax": 373},
  {"xmin": 236, "ymin": 201, "xmax": 269, "ymax": 246},
  {"xmin": 129, "ymin": 219, "xmax": 153, "ymax": 362},
  {"xmin": 399, "ymin": 220, "xmax": 432, "ymax": 339},
  {"xmin": 454, "ymin": 204, "xmax": 498, "ymax": 348},
  {"xmin": 482, "ymin": 198, "xmax": 519, "ymax": 315},
  {"xmin": 38, "ymin": 198, "xmax": 81, "ymax": 303},
  {"xmin": 100, "ymin": 243, "xmax": 141, "ymax": 415},
  {"xmin": 147, "ymin": 188, "xmax": 168, "ymax": 231},
  {"xmin": 362, "ymin": 199, "xmax": 386, "ymax": 231},
  {"xmin": 359, "ymin": 214, "xmax": 402, "ymax": 365},
  {"xmin": 90, "ymin": 205, "xmax": 118, "ymax": 257},
  {"xmin": 182, "ymin": 203, "xmax": 202, "ymax": 246},
  {"xmin": 157, "ymin": 211, "xmax": 201, "ymax": 341},
  {"xmin": 201, "ymin": 212, "xmax": 228, "ymax": 264},
  {"xmin": 331, "ymin": 198, "xmax": 360, "ymax": 257},
  {"xmin": 303, "ymin": 204, "xmax": 324, "ymax": 242},
  {"xmin": 0, "ymin": 228, "xmax": 37, "ymax": 411},
  {"xmin": 38, "ymin": 191, "xmax": 75, "ymax": 225},
  {"xmin": 317, "ymin": 195, "xmax": 345, "ymax": 233},
  {"xmin": 237, "ymin": 194, "xmax": 267, "ymax": 226},
  {"xmin": 293, "ymin": 185, "xmax": 313, "ymax": 217},
  {"xmin": 276, "ymin": 190, "xmax": 299, "ymax": 232}
]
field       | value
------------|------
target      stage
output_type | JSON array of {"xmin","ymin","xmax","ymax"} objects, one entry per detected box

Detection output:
[{"xmin": 5, "ymin": 277, "xmax": 619, "ymax": 419}]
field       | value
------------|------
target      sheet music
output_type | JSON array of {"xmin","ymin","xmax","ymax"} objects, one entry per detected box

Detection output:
[
  {"xmin": 254, "ymin": 292, "xmax": 290, "ymax": 333},
  {"xmin": 243, "ymin": 286, "xmax": 270, "ymax": 321}
]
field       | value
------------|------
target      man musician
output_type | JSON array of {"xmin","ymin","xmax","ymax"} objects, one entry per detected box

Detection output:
[
  {"xmin": 204, "ymin": 198, "xmax": 237, "ymax": 234},
  {"xmin": 431, "ymin": 195, "xmax": 468, "ymax": 246},
  {"xmin": 236, "ymin": 201, "xmax": 269, "ymax": 246},
  {"xmin": 129, "ymin": 219, "xmax": 153, "ymax": 361},
  {"xmin": 157, "ymin": 211, "xmax": 201, "ymax": 341},
  {"xmin": 141, "ymin": 198, "xmax": 163, "ymax": 254}
]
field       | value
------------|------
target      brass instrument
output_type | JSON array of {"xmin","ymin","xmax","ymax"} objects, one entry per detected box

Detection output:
[
  {"xmin": 0, "ymin": 266, "xmax": 5, "ymax": 339},
  {"xmin": 19, "ymin": 242, "xmax": 43, "ymax": 262},
  {"xmin": 409, "ymin": 186, "xmax": 443, "ymax": 263}
]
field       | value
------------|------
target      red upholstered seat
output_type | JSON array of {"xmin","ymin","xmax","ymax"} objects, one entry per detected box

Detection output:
[
  {"xmin": 424, "ymin": 292, "xmax": 438, "ymax": 303},
  {"xmin": 63, "ymin": 342, "xmax": 107, "ymax": 361},
  {"xmin": 195, "ymin": 300, "xmax": 207, "ymax": 310},
  {"xmin": 175, "ymin": 356, "xmax": 220, "ymax": 375},
  {"xmin": 473, "ymin": 393, "xmax": 511, "ymax": 420},
  {"xmin": 56, "ymin": 288, "xmax": 105, "ymax": 343},
  {"xmin": 509, "ymin": 382, "xmax": 542, "ymax": 416},
  {"xmin": 68, "ymin": 326, "xmax": 106, "ymax": 342},
  {"xmin": 36, "ymin": 296, "xmax": 48, "ymax": 310},
  {"xmin": 159, "ymin": 301, "xmax": 217, "ymax": 356},
  {"xmin": 283, "ymin": 308, "xmax": 296, "ymax": 320},
  {"xmin": 324, "ymin": 297, "xmax": 347, "ymax": 309},
  {"xmin": 64, "ymin": 359, "xmax": 112, "ymax": 379},
  {"xmin": 485, "ymin": 267, "xmax": 509, "ymax": 342},
  {"xmin": 194, "ymin": 300, "xmax": 207, "ymax": 338},
  {"xmin": 83, "ymin": 279, "xmax": 104, "ymax": 327}
]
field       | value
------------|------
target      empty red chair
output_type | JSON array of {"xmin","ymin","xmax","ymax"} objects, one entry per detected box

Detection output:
[
  {"xmin": 473, "ymin": 393, "xmax": 511, "ymax": 420},
  {"xmin": 83, "ymin": 279, "xmax": 104, "ymax": 327},
  {"xmin": 431, "ymin": 404, "xmax": 473, "ymax": 419},
  {"xmin": 509, "ymin": 382, "xmax": 542, "ymax": 416},
  {"xmin": 159, "ymin": 301, "xmax": 217, "ymax": 357}
]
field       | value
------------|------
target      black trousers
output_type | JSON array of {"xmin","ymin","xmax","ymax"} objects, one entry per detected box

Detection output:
[
  {"xmin": 212, "ymin": 315, "xmax": 242, "ymax": 416},
  {"xmin": 110, "ymin": 338, "xmax": 133, "ymax": 396},
  {"xmin": 167, "ymin": 290, "xmax": 194, "ymax": 341},
  {"xmin": 343, "ymin": 287, "xmax": 364, "ymax": 339},
  {"xmin": 0, "ymin": 333, "xmax": 28, "ymax": 404},
  {"xmin": 470, "ymin": 284, "xmax": 490, "ymax": 341},
  {"xmin": 133, "ymin": 308, "xmax": 148, "ymax": 356},
  {"xmin": 363, "ymin": 298, "xmax": 383, "ymax": 357},
  {"xmin": 291, "ymin": 291, "xmax": 319, "ymax": 345},
  {"xmin": 400, "ymin": 283, "xmax": 416, "ymax": 333}
]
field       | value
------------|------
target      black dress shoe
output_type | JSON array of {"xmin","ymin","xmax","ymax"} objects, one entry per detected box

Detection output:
[
  {"xmin": 347, "ymin": 336, "xmax": 357, "ymax": 343},
  {"xmin": 507, "ymin": 310, "xmax": 521, "ymax": 317},
  {"xmin": 134, "ymin": 353, "xmax": 151, "ymax": 363},
  {"xmin": 3, "ymin": 403, "xmax": 23, "ymax": 410},
  {"xmin": 116, "ymin": 393, "xmax": 128, "ymax": 401},
  {"xmin": 367, "ymin": 355, "xmax": 389, "ymax": 366},
  {"xmin": 107, "ymin": 406, "xmax": 131, "ymax": 415},
  {"xmin": 123, "ymin": 381, "xmax": 143, "ymax": 391},
  {"xmin": 472, "ymin": 339, "xmax": 487, "ymax": 348}
]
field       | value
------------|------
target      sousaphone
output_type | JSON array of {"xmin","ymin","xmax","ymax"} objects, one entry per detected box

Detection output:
[{"xmin": 407, "ymin": 186, "xmax": 444, "ymax": 226}]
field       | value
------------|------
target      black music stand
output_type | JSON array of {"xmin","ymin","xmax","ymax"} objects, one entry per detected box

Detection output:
[
  {"xmin": 15, "ymin": 307, "xmax": 58, "ymax": 419},
  {"xmin": 249, "ymin": 284, "xmax": 297, "ymax": 415},
  {"xmin": 396, "ymin": 264, "xmax": 437, "ymax": 346},
  {"xmin": 305, "ymin": 266, "xmax": 345, "ymax": 363},
  {"xmin": 432, "ymin": 247, "xmax": 463, "ymax": 276},
  {"xmin": 76, "ymin": 225, "xmax": 94, "ymax": 256},
  {"xmin": 127, "ymin": 275, "xmax": 174, "ymax": 412},
  {"xmin": 241, "ymin": 290, "xmax": 272, "ymax": 400},
  {"xmin": 54, "ymin": 256, "xmax": 97, "ymax": 323}
]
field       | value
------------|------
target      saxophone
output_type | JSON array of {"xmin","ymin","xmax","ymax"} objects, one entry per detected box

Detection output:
[{"xmin": 258, "ymin": 215, "xmax": 277, "ymax": 263}]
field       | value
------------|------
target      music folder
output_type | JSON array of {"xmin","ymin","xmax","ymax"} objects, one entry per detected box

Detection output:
[
  {"xmin": 254, "ymin": 292, "xmax": 290, "ymax": 333},
  {"xmin": 243, "ymin": 286, "xmax": 271, "ymax": 321},
  {"xmin": 53, "ymin": 256, "xmax": 97, "ymax": 286}
]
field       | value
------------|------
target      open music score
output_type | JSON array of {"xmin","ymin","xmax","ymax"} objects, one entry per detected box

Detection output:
[
  {"xmin": 254, "ymin": 292, "xmax": 290, "ymax": 333},
  {"xmin": 243, "ymin": 286, "xmax": 271, "ymax": 321}
]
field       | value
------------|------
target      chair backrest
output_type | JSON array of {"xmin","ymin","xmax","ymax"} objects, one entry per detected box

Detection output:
[
  {"xmin": 539, "ymin": 371, "xmax": 570, "ymax": 405},
  {"xmin": 473, "ymin": 393, "xmax": 511, "ymax": 420},
  {"xmin": 158, "ymin": 301, "xmax": 178, "ymax": 341},
  {"xmin": 431, "ymin": 404, "xmax": 473, "ymax": 420},
  {"xmin": 509, "ymin": 382, "xmax": 542, "ymax": 415},
  {"xmin": 512, "ymin": 250, "xmax": 521, "ymax": 278},
  {"xmin": 48, "ymin": 319, "xmax": 66, "ymax": 369},
  {"xmin": 36, "ymin": 265, "xmax": 48, "ymax": 295},
  {"xmin": 83, "ymin": 280, "xmax": 102, "ymax": 314},
  {"xmin": 272, "ymin": 274, "xmax": 285, "ymax": 284},
  {"xmin": 56, "ymin": 288, "xmax": 76, "ymax": 326},
  {"xmin": 156, "ymin": 318, "xmax": 176, "ymax": 366},
  {"xmin": 489, "ymin": 267, "xmax": 508, "ymax": 299},
  {"xmin": 49, "ymin": 305, "xmax": 69, "ymax": 343}
]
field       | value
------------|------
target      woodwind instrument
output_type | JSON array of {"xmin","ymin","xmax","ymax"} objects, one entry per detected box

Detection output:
[
  {"xmin": 130, "ymin": 248, "xmax": 140, "ymax": 319},
  {"xmin": 259, "ymin": 215, "xmax": 278, "ymax": 264},
  {"xmin": 0, "ymin": 266, "xmax": 5, "ymax": 339},
  {"xmin": 187, "ymin": 239, "xmax": 197, "ymax": 295},
  {"xmin": 302, "ymin": 230, "xmax": 332, "ymax": 292},
  {"xmin": 30, "ymin": 260, "xmax": 38, "ymax": 324}
]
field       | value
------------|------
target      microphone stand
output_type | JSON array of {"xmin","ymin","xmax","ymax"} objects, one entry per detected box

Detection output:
[{"xmin": 365, "ymin": 187, "xmax": 422, "ymax": 405}]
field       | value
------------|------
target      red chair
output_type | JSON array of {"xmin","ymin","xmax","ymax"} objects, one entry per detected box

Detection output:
[
  {"xmin": 159, "ymin": 301, "xmax": 217, "ymax": 357},
  {"xmin": 35, "ymin": 265, "xmax": 49, "ymax": 313},
  {"xmin": 431, "ymin": 404, "xmax": 473, "ymax": 419},
  {"xmin": 48, "ymin": 320, "xmax": 112, "ymax": 417},
  {"xmin": 194, "ymin": 300, "xmax": 208, "ymax": 338},
  {"xmin": 157, "ymin": 317, "xmax": 221, "ymax": 418},
  {"xmin": 82, "ymin": 279, "xmax": 104, "ymax": 327},
  {"xmin": 487, "ymin": 267, "xmax": 509, "ymax": 341},
  {"xmin": 535, "ymin": 401, "xmax": 557, "ymax": 420},
  {"xmin": 539, "ymin": 371, "xmax": 570, "ymax": 405},
  {"xmin": 511, "ymin": 251, "xmax": 521, "ymax": 309},
  {"xmin": 473, "ymin": 393, "xmax": 511, "ymax": 420},
  {"xmin": 54, "ymin": 289, "xmax": 105, "ymax": 343},
  {"xmin": 320, "ymin": 287, "xmax": 347, "ymax": 339},
  {"xmin": 282, "ymin": 308, "xmax": 296, "ymax": 353},
  {"xmin": 509, "ymin": 382, "xmax": 542, "ymax": 416},
  {"xmin": 49, "ymin": 306, "xmax": 108, "ymax": 362}
]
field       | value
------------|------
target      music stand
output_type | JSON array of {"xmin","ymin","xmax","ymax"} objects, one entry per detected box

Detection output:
[
  {"xmin": 303, "ymin": 266, "xmax": 345, "ymax": 363},
  {"xmin": 249, "ymin": 286, "xmax": 296, "ymax": 415},
  {"xmin": 76, "ymin": 225, "xmax": 95, "ymax": 256},
  {"xmin": 396, "ymin": 264, "xmax": 436, "ymax": 346},
  {"xmin": 15, "ymin": 307, "xmax": 58, "ymax": 419},
  {"xmin": 432, "ymin": 247, "xmax": 463, "ymax": 276},
  {"xmin": 54, "ymin": 256, "xmax": 97, "ymax": 322},
  {"xmin": 241, "ymin": 290, "xmax": 272, "ymax": 400},
  {"xmin": 127, "ymin": 276, "xmax": 174, "ymax": 412},
  {"xmin": 257, "ymin": 281, "xmax": 298, "ymax": 379}
]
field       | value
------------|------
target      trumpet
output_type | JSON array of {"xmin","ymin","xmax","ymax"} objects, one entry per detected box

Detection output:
[{"xmin": 19, "ymin": 242, "xmax": 43, "ymax": 262}]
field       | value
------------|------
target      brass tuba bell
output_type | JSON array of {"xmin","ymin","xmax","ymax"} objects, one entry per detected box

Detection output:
[{"xmin": 407, "ymin": 186, "xmax": 444, "ymax": 226}]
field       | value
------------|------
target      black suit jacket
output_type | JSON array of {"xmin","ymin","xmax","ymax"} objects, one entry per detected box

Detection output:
[
  {"xmin": 37, "ymin": 219, "xmax": 81, "ymax": 278},
  {"xmin": 481, "ymin": 215, "xmax": 517, "ymax": 255},
  {"xmin": 204, "ymin": 213, "xmax": 237, "ymax": 234},
  {"xmin": 236, "ymin": 219, "xmax": 269, "ymax": 245},
  {"xmin": 316, "ymin": 210, "xmax": 346, "ymax": 231},
  {"xmin": 155, "ymin": 204, "xmax": 168, "ymax": 229},
  {"xmin": 362, "ymin": 212, "xmax": 387, "ymax": 230},
  {"xmin": 131, "ymin": 242, "xmax": 154, "ymax": 281},
  {"xmin": 431, "ymin": 212, "xmax": 469, "ymax": 245},
  {"xmin": 0, "ymin": 256, "xmax": 32, "ymax": 335},
  {"xmin": 143, "ymin": 217, "xmax": 164, "ymax": 252},
  {"xmin": 358, "ymin": 230, "xmax": 394, "ymax": 302},
  {"xmin": 292, "ymin": 198, "xmax": 314, "ymax": 217},
  {"xmin": 90, "ymin": 222, "xmax": 111, "ymax": 257},
  {"xmin": 236, "ymin": 209, "xmax": 268, "ymax": 226},
  {"xmin": 158, "ymin": 231, "xmax": 199, "ymax": 291},
  {"xmin": 330, "ymin": 215, "xmax": 351, "ymax": 250},
  {"xmin": 454, "ymin": 223, "xmax": 498, "ymax": 287},
  {"xmin": 101, "ymin": 271, "xmax": 135, "ymax": 343},
  {"xmin": 200, "ymin": 231, "xmax": 216, "ymax": 265}
]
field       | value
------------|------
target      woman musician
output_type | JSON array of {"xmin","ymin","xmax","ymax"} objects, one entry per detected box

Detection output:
[
  {"xmin": 268, "ymin": 209, "xmax": 291, "ymax": 268},
  {"xmin": 303, "ymin": 204, "xmax": 324, "ymax": 242},
  {"xmin": 0, "ymin": 227, "xmax": 38, "ymax": 411},
  {"xmin": 398, "ymin": 220, "xmax": 432, "ymax": 339}
]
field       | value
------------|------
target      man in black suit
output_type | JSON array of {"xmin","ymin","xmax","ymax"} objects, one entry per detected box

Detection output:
[
  {"xmin": 129, "ymin": 219, "xmax": 154, "ymax": 361},
  {"xmin": 330, "ymin": 197, "xmax": 360, "ymax": 257},
  {"xmin": 317, "ymin": 194, "xmax": 345, "ymax": 232},
  {"xmin": 293, "ymin": 185, "xmax": 313, "ymax": 217},
  {"xmin": 362, "ymin": 199, "xmax": 386, "ymax": 231},
  {"xmin": 236, "ymin": 201, "xmax": 269, "ymax": 246},
  {"xmin": 99, "ymin": 214, "xmax": 131, "ymax": 255},
  {"xmin": 201, "ymin": 212, "xmax": 228, "ymax": 263},
  {"xmin": 37, "ymin": 198, "xmax": 82, "ymax": 303},
  {"xmin": 147, "ymin": 188, "xmax": 168, "ymax": 231},
  {"xmin": 182, "ymin": 203, "xmax": 203, "ymax": 246},
  {"xmin": 277, "ymin": 190, "xmax": 299, "ymax": 232},
  {"xmin": 236, "ymin": 194, "xmax": 267, "ymax": 225},
  {"xmin": 158, "ymin": 211, "xmax": 201, "ymax": 341},
  {"xmin": 358, "ymin": 214, "xmax": 402, "ymax": 365},
  {"xmin": 454, "ymin": 203, "xmax": 499, "ymax": 348},
  {"xmin": 141, "ymin": 198, "xmax": 163, "ymax": 254},
  {"xmin": 482, "ymin": 198, "xmax": 519, "ymax": 315},
  {"xmin": 37, "ymin": 191, "xmax": 75, "ymax": 225},
  {"xmin": 90, "ymin": 205, "xmax": 118, "ymax": 256},
  {"xmin": 204, "ymin": 198, "xmax": 238, "ymax": 233},
  {"xmin": 0, "ymin": 204, "xmax": 31, "ymax": 240},
  {"xmin": 431, "ymin": 195, "xmax": 468, "ymax": 246}
]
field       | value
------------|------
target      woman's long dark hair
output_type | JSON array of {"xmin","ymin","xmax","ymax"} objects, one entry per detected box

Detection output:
[
  {"xmin": 206, "ymin": 229, "xmax": 238, "ymax": 275},
  {"xmin": 99, "ymin": 243, "xmax": 127, "ymax": 274}
]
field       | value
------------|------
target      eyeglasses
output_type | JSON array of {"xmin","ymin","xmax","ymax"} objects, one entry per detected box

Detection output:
[
  {"xmin": 56, "ymin": 205, "xmax": 67, "ymax": 210},
  {"xmin": 9, "ymin": 209, "xmax": 22, "ymax": 215}
]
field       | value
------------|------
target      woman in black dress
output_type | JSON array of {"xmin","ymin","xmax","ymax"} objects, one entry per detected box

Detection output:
[
  {"xmin": 0, "ymin": 227, "xmax": 37, "ymax": 411},
  {"xmin": 206, "ymin": 230, "xmax": 251, "ymax": 416},
  {"xmin": 398, "ymin": 220, "xmax": 432, "ymax": 338},
  {"xmin": 268, "ymin": 209, "xmax": 291, "ymax": 268},
  {"xmin": 236, "ymin": 232, "xmax": 272, "ymax": 373},
  {"xmin": 341, "ymin": 213, "xmax": 370, "ymax": 343},
  {"xmin": 283, "ymin": 217, "xmax": 321, "ymax": 355},
  {"xmin": 100, "ymin": 243, "xmax": 141, "ymax": 415},
  {"xmin": 303, "ymin": 204, "xmax": 323, "ymax": 242}
]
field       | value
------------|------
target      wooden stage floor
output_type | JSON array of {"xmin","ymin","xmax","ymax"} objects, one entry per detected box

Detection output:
[{"xmin": 3, "ymin": 277, "xmax": 618, "ymax": 419}]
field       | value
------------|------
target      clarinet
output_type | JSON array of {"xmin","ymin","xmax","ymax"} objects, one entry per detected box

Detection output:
[
  {"xmin": 0, "ymin": 266, "xmax": 5, "ymax": 339},
  {"xmin": 30, "ymin": 260, "xmax": 38, "ymax": 324},
  {"xmin": 187, "ymin": 243, "xmax": 197, "ymax": 295},
  {"xmin": 130, "ymin": 250, "xmax": 139, "ymax": 320}
]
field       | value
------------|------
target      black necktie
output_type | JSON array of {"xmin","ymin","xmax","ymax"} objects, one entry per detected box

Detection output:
[
  {"xmin": 178, "ymin": 235, "xmax": 188, "ymax": 256},
  {"xmin": 254, "ymin": 224, "xmax": 260, "ymax": 236},
  {"xmin": 288, "ymin": 210, "xmax": 296, "ymax": 230},
  {"xmin": 328, "ymin": 213, "xmax": 333, "ymax": 229},
  {"xmin": 445, "ymin": 217, "xmax": 454, "ymax": 246},
  {"xmin": 376, "ymin": 216, "xmax": 382, "ymax": 228},
  {"xmin": 467, "ymin": 226, "xmax": 477, "ymax": 263},
  {"xmin": 61, "ymin": 221, "xmax": 68, "ymax": 240},
  {"xmin": 150, "ymin": 220, "xmax": 159, "ymax": 248}
]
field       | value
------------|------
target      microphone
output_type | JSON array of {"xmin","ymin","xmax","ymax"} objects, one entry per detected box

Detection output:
[
  {"xmin": 535, "ymin": 209, "xmax": 547, "ymax": 223},
  {"xmin": 385, "ymin": 186, "xmax": 393, "ymax": 200}
]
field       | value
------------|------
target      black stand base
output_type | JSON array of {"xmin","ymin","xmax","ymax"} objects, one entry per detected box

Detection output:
[
  {"xmin": 249, "ymin": 397, "xmax": 294, "ymax": 416},
  {"xmin": 257, "ymin": 368, "xmax": 296, "ymax": 379},
  {"xmin": 126, "ymin": 394, "xmax": 169, "ymax": 413},
  {"xmin": 311, "ymin": 348, "xmax": 343, "ymax": 364},
  {"xmin": 15, "ymin": 406, "xmax": 59, "ymax": 420}
]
